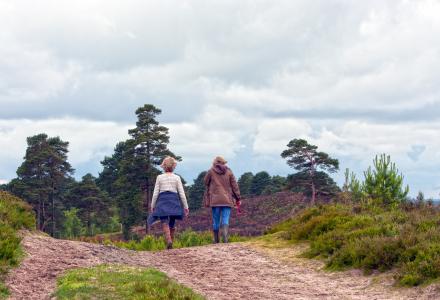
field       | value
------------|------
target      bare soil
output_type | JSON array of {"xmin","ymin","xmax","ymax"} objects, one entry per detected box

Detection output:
[{"xmin": 6, "ymin": 232, "xmax": 440, "ymax": 300}]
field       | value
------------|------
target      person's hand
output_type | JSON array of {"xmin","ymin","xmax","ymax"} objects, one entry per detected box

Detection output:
[{"xmin": 184, "ymin": 208, "xmax": 189, "ymax": 217}]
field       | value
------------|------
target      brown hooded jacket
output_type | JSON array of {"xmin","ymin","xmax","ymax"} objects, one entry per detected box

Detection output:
[{"xmin": 204, "ymin": 163, "xmax": 241, "ymax": 207}]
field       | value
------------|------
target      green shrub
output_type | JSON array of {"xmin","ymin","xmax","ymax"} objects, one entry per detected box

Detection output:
[
  {"xmin": 0, "ymin": 283, "xmax": 8, "ymax": 299},
  {"xmin": 110, "ymin": 229, "xmax": 248, "ymax": 251},
  {"xmin": 0, "ymin": 191, "xmax": 35, "ymax": 230},
  {"xmin": 0, "ymin": 191, "xmax": 35, "ymax": 298},
  {"xmin": 270, "ymin": 203, "xmax": 440, "ymax": 286},
  {"xmin": 398, "ymin": 242, "xmax": 440, "ymax": 285}
]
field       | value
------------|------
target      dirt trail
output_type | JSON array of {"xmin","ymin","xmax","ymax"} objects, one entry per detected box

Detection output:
[{"xmin": 6, "ymin": 232, "xmax": 440, "ymax": 300}]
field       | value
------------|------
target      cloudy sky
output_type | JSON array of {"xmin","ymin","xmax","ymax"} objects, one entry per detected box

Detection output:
[{"xmin": 1, "ymin": 0, "xmax": 440, "ymax": 197}]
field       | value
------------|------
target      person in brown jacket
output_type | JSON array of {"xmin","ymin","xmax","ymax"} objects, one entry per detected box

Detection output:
[{"xmin": 204, "ymin": 156, "xmax": 241, "ymax": 243}]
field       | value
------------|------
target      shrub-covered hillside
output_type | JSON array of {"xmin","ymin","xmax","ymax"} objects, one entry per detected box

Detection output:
[
  {"xmin": 269, "ymin": 202, "xmax": 440, "ymax": 286},
  {"xmin": 128, "ymin": 192, "xmax": 309, "ymax": 238},
  {"xmin": 0, "ymin": 191, "xmax": 35, "ymax": 298}
]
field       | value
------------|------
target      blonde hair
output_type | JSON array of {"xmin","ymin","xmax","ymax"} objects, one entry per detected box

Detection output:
[
  {"xmin": 213, "ymin": 156, "xmax": 227, "ymax": 165},
  {"xmin": 161, "ymin": 156, "xmax": 177, "ymax": 172}
]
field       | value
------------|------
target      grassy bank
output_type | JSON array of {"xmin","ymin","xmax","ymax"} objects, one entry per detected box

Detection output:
[
  {"xmin": 269, "ymin": 203, "xmax": 440, "ymax": 286},
  {"xmin": 0, "ymin": 191, "xmax": 35, "ymax": 298},
  {"xmin": 101, "ymin": 230, "xmax": 248, "ymax": 251},
  {"xmin": 55, "ymin": 264, "xmax": 204, "ymax": 299}
]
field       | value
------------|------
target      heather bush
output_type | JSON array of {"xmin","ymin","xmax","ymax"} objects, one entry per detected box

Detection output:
[
  {"xmin": 0, "ymin": 191, "xmax": 35, "ymax": 298},
  {"xmin": 270, "ymin": 203, "xmax": 440, "ymax": 286}
]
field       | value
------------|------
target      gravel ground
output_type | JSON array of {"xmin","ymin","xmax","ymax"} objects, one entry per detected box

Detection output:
[{"xmin": 5, "ymin": 232, "xmax": 440, "ymax": 300}]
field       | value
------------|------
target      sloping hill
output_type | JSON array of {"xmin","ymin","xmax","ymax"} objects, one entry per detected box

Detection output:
[
  {"xmin": 132, "ymin": 192, "xmax": 307, "ymax": 237},
  {"xmin": 0, "ymin": 191, "xmax": 35, "ymax": 298},
  {"xmin": 181, "ymin": 192, "xmax": 306, "ymax": 235}
]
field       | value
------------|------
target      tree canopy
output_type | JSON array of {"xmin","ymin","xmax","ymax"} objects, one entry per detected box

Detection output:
[
  {"xmin": 11, "ymin": 133, "xmax": 74, "ymax": 236},
  {"xmin": 281, "ymin": 139, "xmax": 339, "ymax": 204},
  {"xmin": 187, "ymin": 171, "xmax": 207, "ymax": 210}
]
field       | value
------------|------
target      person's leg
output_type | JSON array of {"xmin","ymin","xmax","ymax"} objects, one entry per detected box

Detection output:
[
  {"xmin": 169, "ymin": 217, "xmax": 176, "ymax": 242},
  {"xmin": 220, "ymin": 207, "xmax": 232, "ymax": 243},
  {"xmin": 212, "ymin": 207, "xmax": 221, "ymax": 243},
  {"xmin": 160, "ymin": 217, "xmax": 173, "ymax": 249}
]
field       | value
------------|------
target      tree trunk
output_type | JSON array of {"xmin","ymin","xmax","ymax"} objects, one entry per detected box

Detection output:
[
  {"xmin": 37, "ymin": 196, "xmax": 41, "ymax": 231},
  {"xmin": 311, "ymin": 181, "xmax": 316, "ymax": 206},
  {"xmin": 41, "ymin": 197, "xmax": 46, "ymax": 232},
  {"xmin": 143, "ymin": 179, "xmax": 150, "ymax": 235},
  {"xmin": 50, "ymin": 184, "xmax": 55, "ymax": 237}
]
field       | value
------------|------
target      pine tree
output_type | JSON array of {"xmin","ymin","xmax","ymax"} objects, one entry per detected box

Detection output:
[
  {"xmin": 64, "ymin": 174, "xmax": 112, "ymax": 236},
  {"xmin": 250, "ymin": 171, "xmax": 271, "ymax": 196},
  {"xmin": 187, "ymin": 171, "xmax": 207, "ymax": 210},
  {"xmin": 287, "ymin": 171, "xmax": 339, "ymax": 197},
  {"xmin": 97, "ymin": 141, "xmax": 127, "ymax": 199},
  {"xmin": 238, "ymin": 172, "xmax": 254, "ymax": 197},
  {"xmin": 281, "ymin": 139, "xmax": 339, "ymax": 205},
  {"xmin": 362, "ymin": 154, "xmax": 409, "ymax": 206},
  {"xmin": 98, "ymin": 104, "xmax": 179, "ymax": 238},
  {"xmin": 128, "ymin": 105, "xmax": 179, "ymax": 234},
  {"xmin": 12, "ymin": 133, "xmax": 74, "ymax": 236},
  {"xmin": 262, "ymin": 175, "xmax": 287, "ymax": 195}
]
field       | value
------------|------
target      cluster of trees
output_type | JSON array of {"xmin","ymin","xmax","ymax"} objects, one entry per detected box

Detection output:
[
  {"xmin": 2, "ymin": 133, "xmax": 116, "ymax": 238},
  {"xmin": 1, "ymin": 104, "xmax": 178, "ymax": 239}
]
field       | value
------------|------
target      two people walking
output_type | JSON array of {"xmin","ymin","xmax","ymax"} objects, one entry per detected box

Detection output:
[{"xmin": 149, "ymin": 155, "xmax": 241, "ymax": 249}]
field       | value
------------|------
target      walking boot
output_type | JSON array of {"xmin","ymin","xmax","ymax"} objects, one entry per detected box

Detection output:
[
  {"xmin": 213, "ymin": 230, "xmax": 220, "ymax": 244},
  {"xmin": 170, "ymin": 228, "xmax": 176, "ymax": 243},
  {"xmin": 162, "ymin": 223, "xmax": 173, "ymax": 249},
  {"xmin": 221, "ymin": 225, "xmax": 229, "ymax": 243}
]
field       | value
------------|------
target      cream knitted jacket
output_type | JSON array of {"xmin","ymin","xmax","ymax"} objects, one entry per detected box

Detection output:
[{"xmin": 151, "ymin": 173, "xmax": 189, "ymax": 209}]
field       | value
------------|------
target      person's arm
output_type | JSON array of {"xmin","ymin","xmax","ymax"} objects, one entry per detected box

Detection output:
[
  {"xmin": 151, "ymin": 176, "xmax": 160, "ymax": 211},
  {"xmin": 229, "ymin": 172, "xmax": 241, "ymax": 202},
  {"xmin": 204, "ymin": 170, "xmax": 211, "ymax": 186},
  {"xmin": 176, "ymin": 176, "xmax": 189, "ymax": 210}
]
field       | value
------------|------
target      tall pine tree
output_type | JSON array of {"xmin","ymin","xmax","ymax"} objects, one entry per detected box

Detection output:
[
  {"xmin": 281, "ymin": 139, "xmax": 338, "ymax": 205},
  {"xmin": 12, "ymin": 133, "xmax": 74, "ymax": 236},
  {"xmin": 99, "ymin": 104, "xmax": 178, "ymax": 238}
]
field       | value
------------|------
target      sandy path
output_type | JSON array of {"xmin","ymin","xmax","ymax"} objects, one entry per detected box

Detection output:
[{"xmin": 5, "ymin": 233, "xmax": 440, "ymax": 299}]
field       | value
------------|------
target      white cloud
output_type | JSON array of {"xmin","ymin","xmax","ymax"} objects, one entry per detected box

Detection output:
[
  {"xmin": 253, "ymin": 119, "xmax": 313, "ymax": 156},
  {"xmin": 1, "ymin": 0, "xmax": 440, "ymax": 197},
  {"xmin": 0, "ymin": 118, "xmax": 130, "ymax": 179},
  {"xmin": 167, "ymin": 105, "xmax": 255, "ymax": 163}
]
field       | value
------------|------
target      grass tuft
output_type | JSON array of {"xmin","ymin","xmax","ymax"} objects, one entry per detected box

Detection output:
[
  {"xmin": 55, "ymin": 264, "xmax": 205, "ymax": 299},
  {"xmin": 104, "ymin": 229, "xmax": 248, "ymax": 251}
]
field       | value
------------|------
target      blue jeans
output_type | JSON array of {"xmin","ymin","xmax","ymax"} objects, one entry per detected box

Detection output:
[{"xmin": 212, "ymin": 207, "xmax": 231, "ymax": 230}]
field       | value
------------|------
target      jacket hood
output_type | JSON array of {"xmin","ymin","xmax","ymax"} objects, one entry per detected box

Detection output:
[{"xmin": 212, "ymin": 163, "xmax": 228, "ymax": 175}]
